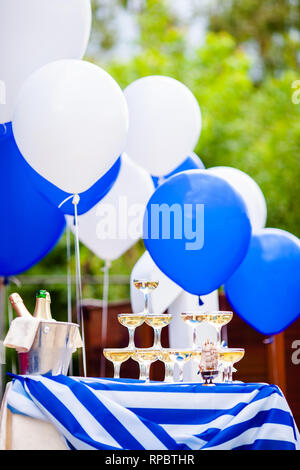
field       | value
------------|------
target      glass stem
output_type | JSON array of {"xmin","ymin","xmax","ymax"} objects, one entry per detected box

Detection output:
[
  {"xmin": 228, "ymin": 364, "xmax": 233, "ymax": 383},
  {"xmin": 164, "ymin": 363, "xmax": 174, "ymax": 382},
  {"xmin": 178, "ymin": 363, "xmax": 184, "ymax": 382},
  {"xmin": 139, "ymin": 363, "xmax": 147, "ymax": 380},
  {"xmin": 144, "ymin": 292, "xmax": 149, "ymax": 314},
  {"xmin": 114, "ymin": 362, "xmax": 121, "ymax": 379},
  {"xmin": 144, "ymin": 362, "xmax": 151, "ymax": 381},
  {"xmin": 216, "ymin": 326, "xmax": 222, "ymax": 348},
  {"xmin": 153, "ymin": 328, "xmax": 162, "ymax": 349},
  {"xmin": 193, "ymin": 327, "xmax": 197, "ymax": 349},
  {"xmin": 128, "ymin": 327, "xmax": 135, "ymax": 349}
]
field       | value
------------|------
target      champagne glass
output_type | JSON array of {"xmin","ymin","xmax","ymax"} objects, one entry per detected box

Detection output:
[
  {"xmin": 118, "ymin": 313, "xmax": 145, "ymax": 349},
  {"xmin": 207, "ymin": 311, "xmax": 233, "ymax": 348},
  {"xmin": 167, "ymin": 349, "xmax": 193, "ymax": 382},
  {"xmin": 180, "ymin": 312, "xmax": 210, "ymax": 349},
  {"xmin": 219, "ymin": 348, "xmax": 245, "ymax": 383},
  {"xmin": 132, "ymin": 348, "xmax": 160, "ymax": 381},
  {"xmin": 133, "ymin": 279, "xmax": 159, "ymax": 314},
  {"xmin": 158, "ymin": 350, "xmax": 175, "ymax": 382},
  {"xmin": 103, "ymin": 348, "xmax": 133, "ymax": 378},
  {"xmin": 145, "ymin": 313, "xmax": 172, "ymax": 350}
]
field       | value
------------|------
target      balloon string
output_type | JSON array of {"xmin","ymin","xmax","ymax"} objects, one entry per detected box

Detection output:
[
  {"xmin": 7, "ymin": 284, "xmax": 16, "ymax": 375},
  {"xmin": 7, "ymin": 276, "xmax": 21, "ymax": 288},
  {"xmin": 72, "ymin": 194, "xmax": 87, "ymax": 378},
  {"xmin": 0, "ymin": 279, "xmax": 6, "ymax": 397},
  {"xmin": 100, "ymin": 260, "xmax": 111, "ymax": 378},
  {"xmin": 66, "ymin": 225, "xmax": 72, "ymax": 324},
  {"xmin": 66, "ymin": 224, "xmax": 73, "ymax": 376},
  {"xmin": 58, "ymin": 194, "xmax": 74, "ymax": 209}
]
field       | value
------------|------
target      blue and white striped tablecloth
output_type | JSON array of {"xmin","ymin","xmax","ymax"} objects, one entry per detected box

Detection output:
[{"xmin": 7, "ymin": 375, "xmax": 300, "ymax": 450}]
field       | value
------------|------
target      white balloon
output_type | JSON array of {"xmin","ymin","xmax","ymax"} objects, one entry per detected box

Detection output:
[
  {"xmin": 124, "ymin": 75, "xmax": 202, "ymax": 176},
  {"xmin": 13, "ymin": 60, "xmax": 129, "ymax": 193},
  {"xmin": 0, "ymin": 0, "xmax": 91, "ymax": 124},
  {"xmin": 130, "ymin": 251, "xmax": 182, "ymax": 314},
  {"xmin": 66, "ymin": 154, "xmax": 154, "ymax": 261},
  {"xmin": 207, "ymin": 166, "xmax": 267, "ymax": 231}
]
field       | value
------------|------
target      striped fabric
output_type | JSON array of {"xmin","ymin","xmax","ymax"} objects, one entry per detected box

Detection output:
[{"xmin": 7, "ymin": 375, "xmax": 300, "ymax": 450}]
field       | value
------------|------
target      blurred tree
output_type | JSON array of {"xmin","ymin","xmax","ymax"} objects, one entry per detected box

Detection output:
[
  {"xmin": 90, "ymin": 0, "xmax": 145, "ymax": 57},
  {"xmin": 208, "ymin": 0, "xmax": 300, "ymax": 74},
  {"xmin": 90, "ymin": 0, "xmax": 123, "ymax": 52}
]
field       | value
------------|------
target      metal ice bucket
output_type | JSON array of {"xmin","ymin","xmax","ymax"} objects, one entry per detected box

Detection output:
[{"xmin": 18, "ymin": 321, "xmax": 80, "ymax": 376}]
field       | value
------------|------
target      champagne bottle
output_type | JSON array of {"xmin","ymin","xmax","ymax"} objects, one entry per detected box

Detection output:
[
  {"xmin": 33, "ymin": 290, "xmax": 53, "ymax": 320},
  {"xmin": 9, "ymin": 293, "xmax": 32, "ymax": 318}
]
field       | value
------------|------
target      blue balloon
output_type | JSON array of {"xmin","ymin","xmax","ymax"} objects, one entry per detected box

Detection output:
[
  {"xmin": 0, "ymin": 123, "xmax": 66, "ymax": 276},
  {"xmin": 225, "ymin": 229, "xmax": 300, "ymax": 335},
  {"xmin": 151, "ymin": 154, "xmax": 205, "ymax": 188},
  {"xmin": 143, "ymin": 170, "xmax": 251, "ymax": 295}
]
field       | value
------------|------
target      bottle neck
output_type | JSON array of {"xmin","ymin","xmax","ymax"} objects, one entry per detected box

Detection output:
[
  {"xmin": 9, "ymin": 294, "xmax": 32, "ymax": 318},
  {"xmin": 33, "ymin": 297, "xmax": 52, "ymax": 320},
  {"xmin": 46, "ymin": 297, "xmax": 52, "ymax": 320}
]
